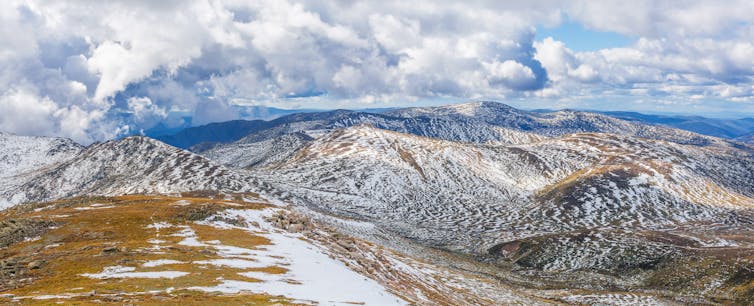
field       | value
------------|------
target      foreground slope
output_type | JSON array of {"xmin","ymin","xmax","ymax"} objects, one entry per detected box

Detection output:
[{"xmin": 0, "ymin": 194, "xmax": 569, "ymax": 304}]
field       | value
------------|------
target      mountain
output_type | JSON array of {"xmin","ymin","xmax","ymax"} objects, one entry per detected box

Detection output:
[
  {"xmin": 600, "ymin": 111, "xmax": 754, "ymax": 139},
  {"xmin": 154, "ymin": 120, "xmax": 276, "ymax": 149},
  {"xmin": 0, "ymin": 136, "xmax": 263, "ymax": 207},
  {"xmin": 193, "ymin": 102, "xmax": 744, "ymax": 172},
  {"xmin": 260, "ymin": 125, "xmax": 754, "ymax": 244},
  {"xmin": 738, "ymin": 132, "xmax": 754, "ymax": 144},
  {"xmin": 201, "ymin": 132, "xmax": 314, "ymax": 169},
  {"xmin": 0, "ymin": 132, "xmax": 83, "ymax": 179},
  {"xmin": 0, "ymin": 133, "xmax": 84, "ymax": 209},
  {"xmin": 247, "ymin": 124, "xmax": 754, "ymax": 300}
]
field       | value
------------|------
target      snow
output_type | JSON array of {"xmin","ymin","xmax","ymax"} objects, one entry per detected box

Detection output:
[
  {"xmin": 193, "ymin": 259, "xmax": 264, "ymax": 269},
  {"xmin": 171, "ymin": 200, "xmax": 191, "ymax": 206},
  {"xmin": 142, "ymin": 259, "xmax": 185, "ymax": 267},
  {"xmin": 74, "ymin": 205, "xmax": 115, "ymax": 211},
  {"xmin": 188, "ymin": 209, "xmax": 406, "ymax": 305},
  {"xmin": 81, "ymin": 266, "xmax": 188, "ymax": 279},
  {"xmin": 173, "ymin": 226, "xmax": 205, "ymax": 247},
  {"xmin": 1, "ymin": 136, "xmax": 261, "ymax": 207},
  {"xmin": 0, "ymin": 133, "xmax": 82, "ymax": 180}
]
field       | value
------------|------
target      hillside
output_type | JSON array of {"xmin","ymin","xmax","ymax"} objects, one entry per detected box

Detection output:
[
  {"xmin": 601, "ymin": 111, "xmax": 754, "ymax": 139},
  {"xmin": 0, "ymin": 132, "xmax": 83, "ymax": 179},
  {"xmin": 195, "ymin": 102, "xmax": 743, "ymax": 172},
  {"xmin": 250, "ymin": 125, "xmax": 754, "ymax": 301},
  {"xmin": 0, "ymin": 136, "xmax": 265, "ymax": 207},
  {"xmin": 738, "ymin": 132, "xmax": 754, "ymax": 144},
  {"xmin": 0, "ymin": 194, "xmax": 567, "ymax": 304}
]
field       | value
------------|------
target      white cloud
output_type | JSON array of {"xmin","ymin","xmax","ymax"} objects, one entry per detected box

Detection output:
[
  {"xmin": 485, "ymin": 60, "xmax": 537, "ymax": 90},
  {"xmin": 2, "ymin": 0, "xmax": 754, "ymax": 142},
  {"xmin": 127, "ymin": 96, "xmax": 167, "ymax": 127},
  {"xmin": 0, "ymin": 86, "xmax": 107, "ymax": 143}
]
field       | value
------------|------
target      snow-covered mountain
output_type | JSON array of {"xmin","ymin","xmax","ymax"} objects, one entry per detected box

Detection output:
[
  {"xmin": 246, "ymin": 124, "xmax": 754, "ymax": 295},
  {"xmin": 258, "ymin": 125, "xmax": 754, "ymax": 241},
  {"xmin": 178, "ymin": 102, "xmax": 741, "ymax": 155},
  {"xmin": 195, "ymin": 101, "xmax": 746, "ymax": 174},
  {"xmin": 0, "ymin": 136, "xmax": 263, "ymax": 207},
  {"xmin": 201, "ymin": 132, "xmax": 313, "ymax": 169},
  {"xmin": 0, "ymin": 132, "xmax": 83, "ymax": 179}
]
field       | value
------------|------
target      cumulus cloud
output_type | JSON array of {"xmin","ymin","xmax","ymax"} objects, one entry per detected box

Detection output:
[
  {"xmin": 0, "ymin": 86, "xmax": 109, "ymax": 143},
  {"xmin": 1, "ymin": 0, "xmax": 754, "ymax": 142}
]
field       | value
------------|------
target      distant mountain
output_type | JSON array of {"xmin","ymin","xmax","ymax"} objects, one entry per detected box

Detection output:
[
  {"xmin": 737, "ymin": 132, "xmax": 754, "ymax": 144},
  {"xmin": 161, "ymin": 102, "xmax": 754, "ymax": 153},
  {"xmin": 154, "ymin": 120, "xmax": 275, "ymax": 149},
  {"xmin": 191, "ymin": 102, "xmax": 741, "ymax": 168},
  {"xmin": 599, "ymin": 111, "xmax": 754, "ymax": 139},
  {"xmin": 235, "ymin": 105, "xmax": 321, "ymax": 120}
]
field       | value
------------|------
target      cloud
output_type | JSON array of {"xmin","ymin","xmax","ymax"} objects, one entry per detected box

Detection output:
[
  {"xmin": 1, "ymin": 0, "xmax": 754, "ymax": 143},
  {"xmin": 127, "ymin": 97, "xmax": 167, "ymax": 127},
  {"xmin": 0, "ymin": 86, "xmax": 109, "ymax": 143}
]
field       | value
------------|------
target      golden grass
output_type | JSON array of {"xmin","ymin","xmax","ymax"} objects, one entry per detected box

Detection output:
[{"xmin": 0, "ymin": 195, "xmax": 296, "ymax": 305}]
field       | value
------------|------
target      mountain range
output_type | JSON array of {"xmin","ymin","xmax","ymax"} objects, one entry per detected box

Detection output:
[
  {"xmin": 598, "ymin": 111, "xmax": 754, "ymax": 139},
  {"xmin": 2, "ymin": 101, "xmax": 754, "ymax": 303},
  {"xmin": 153, "ymin": 103, "xmax": 754, "ymax": 150}
]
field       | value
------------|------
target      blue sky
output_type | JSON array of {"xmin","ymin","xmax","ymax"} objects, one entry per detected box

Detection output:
[
  {"xmin": 536, "ymin": 21, "xmax": 633, "ymax": 52},
  {"xmin": 2, "ymin": 0, "xmax": 754, "ymax": 142}
]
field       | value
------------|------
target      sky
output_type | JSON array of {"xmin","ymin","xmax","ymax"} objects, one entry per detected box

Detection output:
[{"xmin": 2, "ymin": 0, "xmax": 754, "ymax": 143}]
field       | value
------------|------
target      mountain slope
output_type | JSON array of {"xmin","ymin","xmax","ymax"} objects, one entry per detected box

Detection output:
[
  {"xmin": 197, "ymin": 101, "xmax": 743, "ymax": 171},
  {"xmin": 251, "ymin": 125, "xmax": 754, "ymax": 292},
  {"xmin": 0, "ymin": 132, "xmax": 83, "ymax": 179},
  {"xmin": 0, "ymin": 137, "xmax": 262, "ymax": 206},
  {"xmin": 201, "ymin": 132, "xmax": 314, "ymax": 169},
  {"xmin": 386, "ymin": 101, "xmax": 733, "ymax": 147},
  {"xmin": 601, "ymin": 111, "xmax": 754, "ymax": 139},
  {"xmin": 738, "ymin": 132, "xmax": 754, "ymax": 144},
  {"xmin": 154, "ymin": 120, "xmax": 275, "ymax": 149}
]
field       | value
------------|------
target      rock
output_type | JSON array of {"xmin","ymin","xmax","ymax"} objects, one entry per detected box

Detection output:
[
  {"xmin": 101, "ymin": 246, "xmax": 118, "ymax": 254},
  {"xmin": 117, "ymin": 258, "xmax": 132, "ymax": 264},
  {"xmin": 199, "ymin": 249, "xmax": 214, "ymax": 255},
  {"xmin": 288, "ymin": 223, "xmax": 304, "ymax": 233},
  {"xmin": 27, "ymin": 260, "xmax": 45, "ymax": 270},
  {"xmin": 336, "ymin": 240, "xmax": 356, "ymax": 251}
]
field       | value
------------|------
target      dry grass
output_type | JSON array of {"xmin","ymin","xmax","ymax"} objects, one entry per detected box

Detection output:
[{"xmin": 0, "ymin": 195, "xmax": 298, "ymax": 305}]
